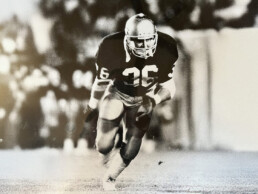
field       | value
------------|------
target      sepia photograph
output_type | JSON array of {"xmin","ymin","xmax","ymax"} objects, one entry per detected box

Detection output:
[{"xmin": 0, "ymin": 0, "xmax": 258, "ymax": 193}]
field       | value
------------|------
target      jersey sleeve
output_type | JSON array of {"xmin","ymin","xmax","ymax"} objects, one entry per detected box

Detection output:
[
  {"xmin": 90, "ymin": 38, "xmax": 112, "ymax": 100},
  {"xmin": 158, "ymin": 40, "xmax": 178, "ymax": 83},
  {"xmin": 95, "ymin": 38, "xmax": 112, "ymax": 81}
]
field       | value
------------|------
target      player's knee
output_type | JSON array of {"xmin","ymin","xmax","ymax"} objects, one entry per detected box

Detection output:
[
  {"xmin": 96, "ymin": 137, "xmax": 114, "ymax": 155},
  {"xmin": 97, "ymin": 148, "xmax": 110, "ymax": 155},
  {"xmin": 99, "ymin": 97, "xmax": 123, "ymax": 120},
  {"xmin": 95, "ymin": 118, "xmax": 121, "ymax": 154},
  {"xmin": 96, "ymin": 143, "xmax": 113, "ymax": 155}
]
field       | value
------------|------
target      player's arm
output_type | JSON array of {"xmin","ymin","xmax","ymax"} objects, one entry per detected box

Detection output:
[
  {"xmin": 88, "ymin": 36, "xmax": 112, "ymax": 109},
  {"xmin": 83, "ymin": 63, "xmax": 111, "ymax": 125},
  {"xmin": 82, "ymin": 76, "xmax": 109, "ymax": 128},
  {"xmin": 88, "ymin": 71, "xmax": 111, "ymax": 109},
  {"xmin": 148, "ymin": 38, "xmax": 178, "ymax": 106},
  {"xmin": 88, "ymin": 61, "xmax": 111, "ymax": 109},
  {"xmin": 147, "ymin": 78, "xmax": 176, "ymax": 106},
  {"xmin": 136, "ymin": 79, "xmax": 175, "ymax": 121},
  {"xmin": 82, "ymin": 37, "xmax": 112, "ymax": 132},
  {"xmin": 137, "ymin": 35, "xmax": 178, "ymax": 120}
]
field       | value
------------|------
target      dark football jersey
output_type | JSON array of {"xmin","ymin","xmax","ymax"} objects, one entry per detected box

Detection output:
[{"xmin": 95, "ymin": 31, "xmax": 178, "ymax": 96}]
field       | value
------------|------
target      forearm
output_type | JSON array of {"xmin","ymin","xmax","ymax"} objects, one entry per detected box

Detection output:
[
  {"xmin": 147, "ymin": 78, "xmax": 176, "ymax": 106},
  {"xmin": 153, "ymin": 87, "xmax": 172, "ymax": 105},
  {"xmin": 89, "ymin": 77, "xmax": 110, "ymax": 109}
]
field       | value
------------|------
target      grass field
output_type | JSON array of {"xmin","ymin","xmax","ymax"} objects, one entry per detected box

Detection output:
[{"xmin": 1, "ymin": 148, "xmax": 258, "ymax": 193}]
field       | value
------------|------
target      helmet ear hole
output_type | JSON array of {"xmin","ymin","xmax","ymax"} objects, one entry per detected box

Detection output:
[{"xmin": 126, "ymin": 37, "xmax": 135, "ymax": 49}]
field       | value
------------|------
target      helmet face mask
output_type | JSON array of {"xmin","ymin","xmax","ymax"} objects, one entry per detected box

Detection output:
[
  {"xmin": 126, "ymin": 34, "xmax": 157, "ymax": 59},
  {"xmin": 125, "ymin": 14, "xmax": 158, "ymax": 59}
]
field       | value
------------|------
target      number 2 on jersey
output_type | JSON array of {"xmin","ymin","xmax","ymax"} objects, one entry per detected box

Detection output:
[{"xmin": 122, "ymin": 65, "xmax": 158, "ymax": 87}]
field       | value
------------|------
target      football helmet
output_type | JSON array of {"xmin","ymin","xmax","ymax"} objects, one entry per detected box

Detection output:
[{"xmin": 125, "ymin": 13, "xmax": 158, "ymax": 59}]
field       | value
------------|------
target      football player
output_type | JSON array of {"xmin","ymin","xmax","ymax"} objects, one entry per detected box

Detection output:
[{"xmin": 83, "ymin": 13, "xmax": 178, "ymax": 191}]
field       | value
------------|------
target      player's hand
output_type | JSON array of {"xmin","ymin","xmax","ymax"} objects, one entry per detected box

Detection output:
[
  {"xmin": 80, "ymin": 105, "xmax": 99, "ymax": 138},
  {"xmin": 136, "ymin": 96, "xmax": 155, "ymax": 122},
  {"xmin": 83, "ymin": 105, "xmax": 98, "ymax": 122}
]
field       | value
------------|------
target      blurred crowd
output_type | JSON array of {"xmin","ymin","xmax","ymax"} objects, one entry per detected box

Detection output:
[
  {"xmin": 0, "ymin": 14, "xmax": 95, "ymax": 149},
  {"xmin": 0, "ymin": 0, "xmax": 257, "ymax": 150}
]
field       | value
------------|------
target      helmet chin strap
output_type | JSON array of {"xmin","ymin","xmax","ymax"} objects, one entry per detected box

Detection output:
[{"xmin": 145, "ymin": 49, "xmax": 153, "ymax": 58}]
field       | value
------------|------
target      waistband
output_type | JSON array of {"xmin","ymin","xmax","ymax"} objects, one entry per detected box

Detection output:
[{"xmin": 108, "ymin": 85, "xmax": 143, "ymax": 106}]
